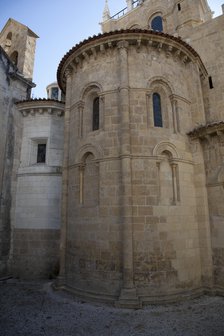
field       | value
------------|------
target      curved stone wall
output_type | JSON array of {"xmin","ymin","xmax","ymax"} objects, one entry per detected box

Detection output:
[{"xmin": 57, "ymin": 30, "xmax": 213, "ymax": 306}]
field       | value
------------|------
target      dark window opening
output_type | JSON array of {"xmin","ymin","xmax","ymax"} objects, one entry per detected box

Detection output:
[
  {"xmin": 6, "ymin": 32, "xmax": 12, "ymax": 40},
  {"xmin": 37, "ymin": 144, "xmax": 46, "ymax": 163},
  {"xmin": 151, "ymin": 16, "xmax": 163, "ymax": 32},
  {"xmin": 178, "ymin": 3, "xmax": 181, "ymax": 11},
  {"xmin": 51, "ymin": 87, "xmax": 59, "ymax": 100},
  {"xmin": 61, "ymin": 92, "xmax": 66, "ymax": 102},
  {"xmin": 92, "ymin": 97, "xmax": 100, "ymax": 131},
  {"xmin": 5, "ymin": 32, "xmax": 12, "ymax": 48},
  {"xmin": 153, "ymin": 93, "xmax": 163, "ymax": 127},
  {"xmin": 209, "ymin": 76, "xmax": 214, "ymax": 89},
  {"xmin": 10, "ymin": 50, "xmax": 18, "ymax": 66}
]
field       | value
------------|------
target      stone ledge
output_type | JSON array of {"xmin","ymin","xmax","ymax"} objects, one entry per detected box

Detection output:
[
  {"xmin": 17, "ymin": 165, "xmax": 62, "ymax": 176},
  {"xmin": 52, "ymin": 282, "xmax": 224, "ymax": 309},
  {"xmin": 53, "ymin": 282, "xmax": 118, "ymax": 305},
  {"xmin": 188, "ymin": 121, "xmax": 224, "ymax": 139}
]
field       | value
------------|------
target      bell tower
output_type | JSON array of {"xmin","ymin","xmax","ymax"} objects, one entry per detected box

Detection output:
[
  {"xmin": 175, "ymin": 0, "xmax": 212, "ymax": 35},
  {"xmin": 0, "ymin": 18, "xmax": 38, "ymax": 79}
]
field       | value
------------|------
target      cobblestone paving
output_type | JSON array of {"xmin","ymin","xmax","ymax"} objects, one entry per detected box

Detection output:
[{"xmin": 0, "ymin": 279, "xmax": 224, "ymax": 336}]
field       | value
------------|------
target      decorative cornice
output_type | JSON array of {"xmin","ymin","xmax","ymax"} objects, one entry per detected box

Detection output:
[
  {"xmin": 57, "ymin": 29, "xmax": 208, "ymax": 93},
  {"xmin": 16, "ymin": 98, "xmax": 65, "ymax": 104},
  {"xmin": 16, "ymin": 99, "xmax": 65, "ymax": 117},
  {"xmin": 188, "ymin": 121, "xmax": 224, "ymax": 139}
]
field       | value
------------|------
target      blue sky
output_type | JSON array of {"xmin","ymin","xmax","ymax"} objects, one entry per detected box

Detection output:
[{"xmin": 0, "ymin": 0, "xmax": 223, "ymax": 98}]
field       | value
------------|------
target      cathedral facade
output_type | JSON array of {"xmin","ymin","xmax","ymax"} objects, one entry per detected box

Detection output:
[{"xmin": 0, "ymin": 0, "xmax": 224, "ymax": 308}]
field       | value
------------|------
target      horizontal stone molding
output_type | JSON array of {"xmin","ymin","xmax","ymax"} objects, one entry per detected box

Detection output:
[
  {"xmin": 69, "ymin": 154, "xmax": 194, "ymax": 169},
  {"xmin": 207, "ymin": 182, "xmax": 224, "ymax": 188},
  {"xmin": 17, "ymin": 165, "xmax": 62, "ymax": 176}
]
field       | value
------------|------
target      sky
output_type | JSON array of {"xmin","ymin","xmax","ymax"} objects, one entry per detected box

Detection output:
[{"xmin": 0, "ymin": 0, "xmax": 223, "ymax": 98}]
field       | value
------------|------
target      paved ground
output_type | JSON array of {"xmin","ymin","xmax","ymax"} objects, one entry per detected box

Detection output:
[{"xmin": 0, "ymin": 279, "xmax": 224, "ymax": 336}]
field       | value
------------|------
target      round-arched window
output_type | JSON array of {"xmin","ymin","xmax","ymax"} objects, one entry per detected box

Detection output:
[
  {"xmin": 151, "ymin": 16, "xmax": 163, "ymax": 32},
  {"xmin": 153, "ymin": 93, "xmax": 163, "ymax": 127},
  {"xmin": 92, "ymin": 97, "xmax": 100, "ymax": 131},
  {"xmin": 5, "ymin": 32, "xmax": 12, "ymax": 50},
  {"xmin": 10, "ymin": 51, "xmax": 18, "ymax": 66}
]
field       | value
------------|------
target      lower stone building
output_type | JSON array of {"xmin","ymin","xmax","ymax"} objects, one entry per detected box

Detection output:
[{"xmin": 11, "ymin": 99, "xmax": 64, "ymax": 278}]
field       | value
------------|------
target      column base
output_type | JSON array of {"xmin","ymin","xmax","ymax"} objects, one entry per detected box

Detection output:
[
  {"xmin": 53, "ymin": 274, "xmax": 66, "ymax": 290},
  {"xmin": 115, "ymin": 287, "xmax": 142, "ymax": 309}
]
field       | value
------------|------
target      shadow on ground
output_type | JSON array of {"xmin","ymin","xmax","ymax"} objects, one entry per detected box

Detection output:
[{"xmin": 0, "ymin": 279, "xmax": 224, "ymax": 336}]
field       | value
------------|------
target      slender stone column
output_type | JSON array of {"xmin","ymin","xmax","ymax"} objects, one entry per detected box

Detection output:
[
  {"xmin": 57, "ymin": 68, "xmax": 73, "ymax": 285},
  {"xmin": 79, "ymin": 164, "xmax": 85, "ymax": 204},
  {"xmin": 171, "ymin": 163, "xmax": 177, "ymax": 205},
  {"xmin": 116, "ymin": 41, "xmax": 140, "ymax": 308},
  {"xmin": 171, "ymin": 98, "xmax": 179, "ymax": 133},
  {"xmin": 78, "ymin": 101, "xmax": 84, "ymax": 138},
  {"xmin": 146, "ymin": 92, "xmax": 153, "ymax": 127}
]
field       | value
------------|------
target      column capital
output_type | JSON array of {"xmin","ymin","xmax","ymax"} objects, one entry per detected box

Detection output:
[
  {"xmin": 64, "ymin": 67, "xmax": 73, "ymax": 80},
  {"xmin": 117, "ymin": 40, "xmax": 129, "ymax": 50}
]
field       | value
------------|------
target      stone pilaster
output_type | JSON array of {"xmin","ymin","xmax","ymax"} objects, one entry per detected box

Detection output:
[
  {"xmin": 56, "ymin": 69, "xmax": 73, "ymax": 286},
  {"xmin": 190, "ymin": 138, "xmax": 213, "ymax": 288},
  {"xmin": 116, "ymin": 41, "xmax": 141, "ymax": 308}
]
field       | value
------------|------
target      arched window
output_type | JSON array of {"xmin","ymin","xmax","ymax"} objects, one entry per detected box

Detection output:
[
  {"xmin": 79, "ymin": 152, "xmax": 99, "ymax": 206},
  {"xmin": 10, "ymin": 50, "xmax": 18, "ymax": 66},
  {"xmin": 153, "ymin": 93, "xmax": 163, "ymax": 127},
  {"xmin": 5, "ymin": 32, "xmax": 12, "ymax": 49},
  {"xmin": 151, "ymin": 16, "xmax": 163, "ymax": 32},
  {"xmin": 6, "ymin": 32, "xmax": 12, "ymax": 40},
  {"xmin": 92, "ymin": 97, "xmax": 100, "ymax": 131}
]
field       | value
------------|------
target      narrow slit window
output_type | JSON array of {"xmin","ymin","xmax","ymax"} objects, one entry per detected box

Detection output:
[
  {"xmin": 92, "ymin": 97, "xmax": 100, "ymax": 131},
  {"xmin": 209, "ymin": 76, "xmax": 214, "ymax": 89},
  {"xmin": 153, "ymin": 93, "xmax": 163, "ymax": 127},
  {"xmin": 178, "ymin": 3, "xmax": 181, "ymax": 11},
  {"xmin": 37, "ymin": 144, "xmax": 46, "ymax": 163}
]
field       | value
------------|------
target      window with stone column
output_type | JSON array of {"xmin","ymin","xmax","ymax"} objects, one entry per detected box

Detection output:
[
  {"xmin": 81, "ymin": 84, "xmax": 103, "ymax": 135},
  {"xmin": 147, "ymin": 79, "xmax": 173, "ymax": 130},
  {"xmin": 156, "ymin": 150, "xmax": 180, "ymax": 205}
]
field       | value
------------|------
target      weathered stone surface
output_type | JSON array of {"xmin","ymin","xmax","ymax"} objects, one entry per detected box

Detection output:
[
  {"xmin": 0, "ymin": 18, "xmax": 38, "ymax": 79},
  {"xmin": 11, "ymin": 229, "xmax": 60, "ymax": 278},
  {"xmin": 0, "ymin": 47, "xmax": 34, "ymax": 276},
  {"xmin": 57, "ymin": 21, "xmax": 213, "ymax": 303}
]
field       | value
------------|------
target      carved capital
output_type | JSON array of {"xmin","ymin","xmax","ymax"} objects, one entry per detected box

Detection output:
[
  {"xmin": 91, "ymin": 47, "xmax": 97, "ymax": 59},
  {"xmin": 64, "ymin": 68, "xmax": 73, "ymax": 79},
  {"xmin": 22, "ymin": 110, "xmax": 28, "ymax": 117},
  {"xmin": 82, "ymin": 51, "xmax": 89, "ymax": 62},
  {"xmin": 77, "ymin": 100, "xmax": 85, "ymax": 110},
  {"xmin": 117, "ymin": 40, "xmax": 129, "ymax": 50}
]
